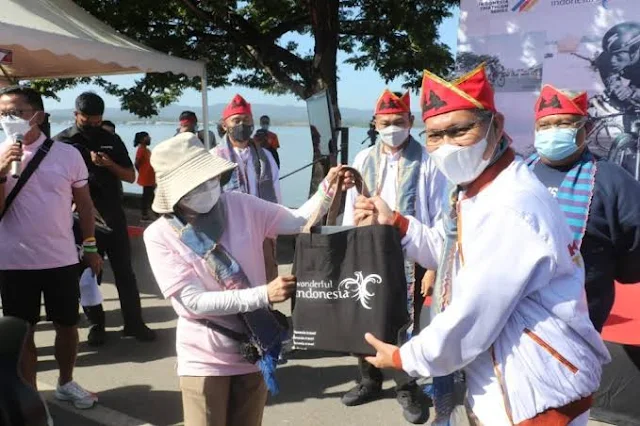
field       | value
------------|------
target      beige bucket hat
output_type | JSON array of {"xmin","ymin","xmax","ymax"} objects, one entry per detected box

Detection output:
[{"xmin": 151, "ymin": 132, "xmax": 236, "ymax": 214}]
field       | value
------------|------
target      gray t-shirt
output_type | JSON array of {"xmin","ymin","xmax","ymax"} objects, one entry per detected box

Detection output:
[{"xmin": 532, "ymin": 161, "xmax": 569, "ymax": 198}]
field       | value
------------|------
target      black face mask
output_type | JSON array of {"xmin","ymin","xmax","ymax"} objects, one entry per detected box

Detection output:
[
  {"xmin": 230, "ymin": 124, "xmax": 254, "ymax": 143},
  {"xmin": 78, "ymin": 124, "xmax": 102, "ymax": 137}
]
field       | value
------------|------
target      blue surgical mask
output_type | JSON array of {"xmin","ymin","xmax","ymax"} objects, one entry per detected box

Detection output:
[{"xmin": 534, "ymin": 128, "xmax": 581, "ymax": 161}]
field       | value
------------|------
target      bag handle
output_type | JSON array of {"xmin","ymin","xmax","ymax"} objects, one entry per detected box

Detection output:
[
  {"xmin": 197, "ymin": 318, "xmax": 249, "ymax": 342},
  {"xmin": 0, "ymin": 138, "xmax": 54, "ymax": 222},
  {"xmin": 302, "ymin": 166, "xmax": 369, "ymax": 233}
]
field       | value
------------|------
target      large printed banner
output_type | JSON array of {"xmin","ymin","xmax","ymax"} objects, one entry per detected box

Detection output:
[{"xmin": 458, "ymin": 0, "xmax": 640, "ymax": 155}]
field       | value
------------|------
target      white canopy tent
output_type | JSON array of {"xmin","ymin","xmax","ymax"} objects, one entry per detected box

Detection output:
[{"xmin": 0, "ymin": 0, "xmax": 212, "ymax": 147}]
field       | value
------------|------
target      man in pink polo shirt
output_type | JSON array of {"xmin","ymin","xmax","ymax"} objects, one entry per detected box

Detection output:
[{"xmin": 0, "ymin": 86, "xmax": 102, "ymax": 412}]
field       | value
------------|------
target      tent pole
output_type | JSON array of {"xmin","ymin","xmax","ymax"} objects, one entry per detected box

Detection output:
[{"xmin": 201, "ymin": 69, "xmax": 211, "ymax": 150}]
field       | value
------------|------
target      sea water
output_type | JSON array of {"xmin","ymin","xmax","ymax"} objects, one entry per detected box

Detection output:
[{"xmin": 49, "ymin": 123, "xmax": 385, "ymax": 207}]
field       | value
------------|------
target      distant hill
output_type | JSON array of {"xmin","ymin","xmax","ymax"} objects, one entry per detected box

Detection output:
[{"xmin": 47, "ymin": 103, "xmax": 376, "ymax": 127}]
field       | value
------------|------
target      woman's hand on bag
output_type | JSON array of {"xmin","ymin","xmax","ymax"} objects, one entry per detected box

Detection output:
[
  {"xmin": 325, "ymin": 165, "xmax": 357, "ymax": 191},
  {"xmin": 341, "ymin": 168, "xmax": 357, "ymax": 191},
  {"xmin": 364, "ymin": 333, "xmax": 401, "ymax": 370},
  {"xmin": 267, "ymin": 275, "xmax": 297, "ymax": 303},
  {"xmin": 324, "ymin": 165, "xmax": 344, "ymax": 185},
  {"xmin": 354, "ymin": 195, "xmax": 394, "ymax": 225}
]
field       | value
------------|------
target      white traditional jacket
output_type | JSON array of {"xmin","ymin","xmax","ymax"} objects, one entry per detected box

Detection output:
[
  {"xmin": 343, "ymin": 143, "xmax": 445, "ymax": 227},
  {"xmin": 399, "ymin": 157, "xmax": 611, "ymax": 425}
]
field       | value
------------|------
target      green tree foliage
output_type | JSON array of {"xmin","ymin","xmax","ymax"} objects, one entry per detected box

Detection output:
[{"xmin": 33, "ymin": 0, "xmax": 458, "ymax": 117}]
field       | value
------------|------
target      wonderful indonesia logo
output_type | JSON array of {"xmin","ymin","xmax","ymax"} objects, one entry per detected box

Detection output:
[{"xmin": 296, "ymin": 271, "xmax": 382, "ymax": 309}]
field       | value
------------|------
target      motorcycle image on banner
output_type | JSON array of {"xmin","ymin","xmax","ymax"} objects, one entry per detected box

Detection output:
[{"xmin": 459, "ymin": 0, "xmax": 640, "ymax": 162}]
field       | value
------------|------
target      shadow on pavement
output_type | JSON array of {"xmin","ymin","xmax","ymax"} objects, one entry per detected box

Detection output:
[
  {"xmin": 44, "ymin": 385, "xmax": 183, "ymax": 426},
  {"xmin": 103, "ymin": 304, "xmax": 177, "ymax": 328},
  {"xmin": 48, "ymin": 403, "xmax": 104, "ymax": 426},
  {"xmin": 98, "ymin": 385, "xmax": 183, "ymax": 426},
  {"xmin": 32, "ymin": 303, "xmax": 176, "ymax": 342},
  {"xmin": 267, "ymin": 364, "xmax": 396, "ymax": 405},
  {"xmin": 36, "ymin": 326, "xmax": 177, "ymax": 371}
]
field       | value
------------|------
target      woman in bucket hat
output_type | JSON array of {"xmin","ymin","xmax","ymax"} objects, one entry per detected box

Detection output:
[{"xmin": 143, "ymin": 132, "xmax": 351, "ymax": 426}]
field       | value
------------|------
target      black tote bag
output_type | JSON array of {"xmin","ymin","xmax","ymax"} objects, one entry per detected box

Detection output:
[{"xmin": 291, "ymin": 171, "xmax": 409, "ymax": 356}]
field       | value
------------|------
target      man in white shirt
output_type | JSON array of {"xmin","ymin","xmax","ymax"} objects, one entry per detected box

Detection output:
[
  {"xmin": 211, "ymin": 94, "xmax": 281, "ymax": 283},
  {"xmin": 341, "ymin": 89, "xmax": 445, "ymax": 424},
  {"xmin": 357, "ymin": 64, "xmax": 610, "ymax": 426}
]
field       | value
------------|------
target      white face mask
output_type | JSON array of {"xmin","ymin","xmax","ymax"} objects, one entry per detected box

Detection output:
[
  {"xmin": 378, "ymin": 125, "xmax": 410, "ymax": 147},
  {"xmin": 0, "ymin": 115, "xmax": 33, "ymax": 140},
  {"xmin": 429, "ymin": 117, "xmax": 495, "ymax": 186},
  {"xmin": 180, "ymin": 179, "xmax": 221, "ymax": 214}
]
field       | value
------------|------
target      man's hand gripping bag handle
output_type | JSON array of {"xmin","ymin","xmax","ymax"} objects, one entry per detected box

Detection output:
[{"xmin": 302, "ymin": 167, "xmax": 370, "ymax": 233}]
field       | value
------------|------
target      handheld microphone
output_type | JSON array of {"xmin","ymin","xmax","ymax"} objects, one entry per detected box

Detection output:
[{"xmin": 10, "ymin": 134, "xmax": 24, "ymax": 179}]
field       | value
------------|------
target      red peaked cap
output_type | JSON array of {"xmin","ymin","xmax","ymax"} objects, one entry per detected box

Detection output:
[
  {"xmin": 375, "ymin": 89, "xmax": 411, "ymax": 115},
  {"xmin": 222, "ymin": 94, "xmax": 252, "ymax": 120},
  {"xmin": 535, "ymin": 85, "xmax": 588, "ymax": 121},
  {"xmin": 420, "ymin": 64, "xmax": 497, "ymax": 121}
]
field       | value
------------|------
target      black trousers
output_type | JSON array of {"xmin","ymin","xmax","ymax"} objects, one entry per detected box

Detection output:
[
  {"xmin": 83, "ymin": 216, "xmax": 144, "ymax": 329},
  {"xmin": 592, "ymin": 342, "xmax": 640, "ymax": 425},
  {"xmin": 141, "ymin": 186, "xmax": 155, "ymax": 217},
  {"xmin": 357, "ymin": 264, "xmax": 427, "ymax": 391}
]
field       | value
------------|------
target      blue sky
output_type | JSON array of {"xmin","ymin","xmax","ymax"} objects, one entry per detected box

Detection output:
[{"xmin": 45, "ymin": 9, "xmax": 459, "ymax": 112}]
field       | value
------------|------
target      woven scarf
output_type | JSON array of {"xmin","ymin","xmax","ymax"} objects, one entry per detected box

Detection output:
[
  {"xmin": 217, "ymin": 136, "xmax": 278, "ymax": 203},
  {"xmin": 525, "ymin": 150, "xmax": 597, "ymax": 249},
  {"xmin": 166, "ymin": 200, "xmax": 286, "ymax": 394},
  {"xmin": 360, "ymin": 136, "xmax": 422, "ymax": 332}
]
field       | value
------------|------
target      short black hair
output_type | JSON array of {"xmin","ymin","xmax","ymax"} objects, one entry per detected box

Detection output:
[
  {"xmin": 102, "ymin": 120, "xmax": 116, "ymax": 129},
  {"xmin": 260, "ymin": 115, "xmax": 270, "ymax": 121},
  {"xmin": 0, "ymin": 85, "xmax": 44, "ymax": 111},
  {"xmin": 76, "ymin": 92, "xmax": 105, "ymax": 116},
  {"xmin": 133, "ymin": 131, "xmax": 149, "ymax": 147},
  {"xmin": 179, "ymin": 110, "xmax": 197, "ymax": 122}
]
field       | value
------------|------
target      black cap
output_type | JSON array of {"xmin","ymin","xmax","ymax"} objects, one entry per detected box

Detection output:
[{"xmin": 179, "ymin": 111, "xmax": 197, "ymax": 122}]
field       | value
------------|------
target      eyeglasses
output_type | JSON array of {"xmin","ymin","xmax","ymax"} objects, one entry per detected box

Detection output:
[
  {"xmin": 425, "ymin": 117, "xmax": 487, "ymax": 146},
  {"xmin": 0, "ymin": 108, "xmax": 33, "ymax": 118},
  {"xmin": 536, "ymin": 119, "xmax": 586, "ymax": 131}
]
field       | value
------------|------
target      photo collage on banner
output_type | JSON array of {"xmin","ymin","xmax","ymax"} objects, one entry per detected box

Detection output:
[{"xmin": 458, "ymin": 0, "xmax": 640, "ymax": 159}]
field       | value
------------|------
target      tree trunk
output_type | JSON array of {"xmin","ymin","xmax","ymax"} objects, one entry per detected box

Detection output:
[{"xmin": 307, "ymin": 0, "xmax": 340, "ymax": 198}]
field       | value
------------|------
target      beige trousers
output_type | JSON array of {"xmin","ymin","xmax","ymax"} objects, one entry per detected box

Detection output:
[
  {"xmin": 180, "ymin": 373, "xmax": 268, "ymax": 426},
  {"xmin": 263, "ymin": 238, "xmax": 278, "ymax": 283}
]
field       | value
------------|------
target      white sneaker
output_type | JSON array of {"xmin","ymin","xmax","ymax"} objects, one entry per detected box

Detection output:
[{"xmin": 54, "ymin": 380, "xmax": 98, "ymax": 409}]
